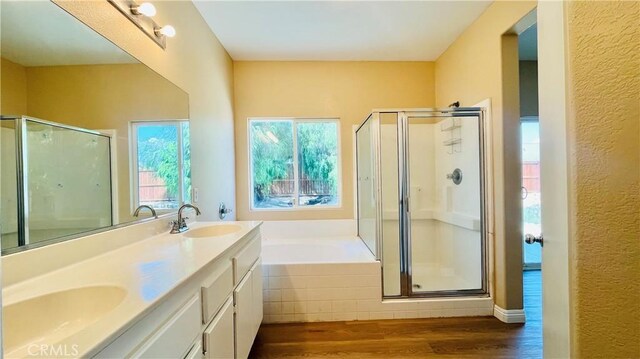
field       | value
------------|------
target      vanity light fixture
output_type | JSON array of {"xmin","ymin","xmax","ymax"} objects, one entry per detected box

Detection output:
[
  {"xmin": 108, "ymin": 0, "xmax": 175, "ymax": 49},
  {"xmin": 131, "ymin": 2, "xmax": 156, "ymax": 17},
  {"xmin": 155, "ymin": 25, "xmax": 176, "ymax": 38}
]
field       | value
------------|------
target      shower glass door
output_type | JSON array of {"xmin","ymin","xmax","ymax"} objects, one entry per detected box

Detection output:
[
  {"xmin": 404, "ymin": 111, "xmax": 486, "ymax": 296},
  {"xmin": 1, "ymin": 116, "xmax": 114, "ymax": 250},
  {"xmin": 356, "ymin": 114, "xmax": 377, "ymax": 257},
  {"xmin": 25, "ymin": 119, "xmax": 113, "ymax": 245},
  {"xmin": 379, "ymin": 112, "xmax": 402, "ymax": 297}
]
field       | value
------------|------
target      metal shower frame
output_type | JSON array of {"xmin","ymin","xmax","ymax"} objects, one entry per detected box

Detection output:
[
  {"xmin": 355, "ymin": 107, "xmax": 489, "ymax": 299},
  {"xmin": 0, "ymin": 115, "xmax": 113, "ymax": 251}
]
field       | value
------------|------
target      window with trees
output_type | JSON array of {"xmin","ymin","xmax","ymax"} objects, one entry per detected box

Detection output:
[
  {"xmin": 249, "ymin": 119, "xmax": 340, "ymax": 210},
  {"xmin": 131, "ymin": 121, "xmax": 191, "ymax": 211}
]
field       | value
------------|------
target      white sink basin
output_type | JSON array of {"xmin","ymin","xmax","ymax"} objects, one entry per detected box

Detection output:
[
  {"xmin": 3, "ymin": 285, "xmax": 127, "ymax": 354},
  {"xmin": 184, "ymin": 224, "xmax": 243, "ymax": 238}
]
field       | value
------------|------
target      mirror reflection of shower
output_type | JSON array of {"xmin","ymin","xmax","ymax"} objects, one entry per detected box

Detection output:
[
  {"xmin": 356, "ymin": 108, "xmax": 487, "ymax": 298},
  {"xmin": 0, "ymin": 116, "xmax": 113, "ymax": 251}
]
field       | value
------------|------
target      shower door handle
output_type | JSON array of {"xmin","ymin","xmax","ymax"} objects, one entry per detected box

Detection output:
[
  {"xmin": 525, "ymin": 233, "xmax": 543, "ymax": 247},
  {"xmin": 401, "ymin": 197, "xmax": 410, "ymax": 211}
]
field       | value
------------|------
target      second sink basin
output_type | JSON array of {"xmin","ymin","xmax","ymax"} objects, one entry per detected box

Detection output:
[
  {"xmin": 184, "ymin": 224, "xmax": 242, "ymax": 238},
  {"xmin": 3, "ymin": 285, "xmax": 127, "ymax": 355}
]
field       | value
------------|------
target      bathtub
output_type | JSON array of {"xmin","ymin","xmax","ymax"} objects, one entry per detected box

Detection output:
[
  {"xmin": 262, "ymin": 237, "xmax": 376, "ymax": 264},
  {"xmin": 259, "ymin": 220, "xmax": 494, "ymax": 323}
]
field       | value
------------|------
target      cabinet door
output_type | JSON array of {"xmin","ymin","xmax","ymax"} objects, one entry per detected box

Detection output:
[
  {"xmin": 203, "ymin": 298, "xmax": 234, "ymax": 359},
  {"xmin": 234, "ymin": 269, "xmax": 254, "ymax": 359},
  {"xmin": 251, "ymin": 259, "xmax": 263, "ymax": 332}
]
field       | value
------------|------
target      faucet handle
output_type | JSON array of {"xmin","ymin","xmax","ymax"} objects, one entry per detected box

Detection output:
[
  {"xmin": 219, "ymin": 202, "xmax": 233, "ymax": 219},
  {"xmin": 169, "ymin": 220, "xmax": 182, "ymax": 234}
]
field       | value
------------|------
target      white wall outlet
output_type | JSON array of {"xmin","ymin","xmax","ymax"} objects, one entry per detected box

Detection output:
[{"xmin": 193, "ymin": 187, "xmax": 199, "ymax": 203}]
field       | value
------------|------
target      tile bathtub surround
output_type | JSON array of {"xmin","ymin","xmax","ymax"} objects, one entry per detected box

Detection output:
[{"xmin": 262, "ymin": 262, "xmax": 494, "ymax": 323}]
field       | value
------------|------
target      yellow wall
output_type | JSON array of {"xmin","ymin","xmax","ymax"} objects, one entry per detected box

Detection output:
[
  {"xmin": 0, "ymin": 58, "xmax": 27, "ymax": 115},
  {"xmin": 434, "ymin": 1, "xmax": 537, "ymax": 310},
  {"xmin": 55, "ymin": 0, "xmax": 236, "ymax": 221},
  {"xmin": 566, "ymin": 1, "xmax": 640, "ymax": 356},
  {"xmin": 25, "ymin": 64, "xmax": 189, "ymax": 223},
  {"xmin": 233, "ymin": 61, "xmax": 435, "ymax": 220}
]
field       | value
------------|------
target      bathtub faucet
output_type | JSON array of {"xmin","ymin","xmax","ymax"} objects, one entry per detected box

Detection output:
[{"xmin": 170, "ymin": 204, "xmax": 201, "ymax": 234}]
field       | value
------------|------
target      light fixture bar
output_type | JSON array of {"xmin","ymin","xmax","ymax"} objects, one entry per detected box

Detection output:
[{"xmin": 108, "ymin": 0, "xmax": 167, "ymax": 49}]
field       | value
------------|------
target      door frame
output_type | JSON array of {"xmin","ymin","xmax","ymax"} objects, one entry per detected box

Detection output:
[{"xmin": 538, "ymin": 2, "xmax": 572, "ymax": 357}]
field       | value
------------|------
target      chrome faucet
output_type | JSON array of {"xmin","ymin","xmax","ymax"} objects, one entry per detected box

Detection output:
[
  {"xmin": 133, "ymin": 205, "xmax": 157, "ymax": 218},
  {"xmin": 170, "ymin": 204, "xmax": 201, "ymax": 234}
]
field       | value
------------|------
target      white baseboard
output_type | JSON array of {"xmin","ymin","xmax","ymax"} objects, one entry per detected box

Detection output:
[{"xmin": 493, "ymin": 304, "xmax": 526, "ymax": 323}]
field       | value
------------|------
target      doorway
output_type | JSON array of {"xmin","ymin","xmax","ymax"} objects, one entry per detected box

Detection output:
[
  {"xmin": 521, "ymin": 119, "xmax": 541, "ymax": 270},
  {"xmin": 518, "ymin": 22, "xmax": 542, "ymax": 336}
]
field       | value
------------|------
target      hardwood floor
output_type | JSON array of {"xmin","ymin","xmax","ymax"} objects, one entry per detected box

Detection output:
[{"xmin": 249, "ymin": 271, "xmax": 542, "ymax": 358}]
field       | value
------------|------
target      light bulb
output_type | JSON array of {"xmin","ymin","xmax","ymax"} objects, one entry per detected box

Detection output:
[
  {"xmin": 132, "ymin": 2, "xmax": 156, "ymax": 17},
  {"xmin": 158, "ymin": 25, "xmax": 176, "ymax": 38}
]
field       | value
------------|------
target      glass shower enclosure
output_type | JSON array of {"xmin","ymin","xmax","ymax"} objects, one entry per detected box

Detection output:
[
  {"xmin": 356, "ymin": 108, "xmax": 488, "ymax": 298},
  {"xmin": 1, "ymin": 116, "xmax": 113, "ymax": 251}
]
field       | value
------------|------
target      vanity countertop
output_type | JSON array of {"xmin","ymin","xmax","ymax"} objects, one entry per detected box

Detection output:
[{"xmin": 2, "ymin": 220, "xmax": 262, "ymax": 358}]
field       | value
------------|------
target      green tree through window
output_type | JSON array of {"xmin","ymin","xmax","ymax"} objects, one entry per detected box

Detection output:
[
  {"xmin": 135, "ymin": 121, "xmax": 190, "ymax": 209},
  {"xmin": 250, "ymin": 119, "xmax": 339, "ymax": 209}
]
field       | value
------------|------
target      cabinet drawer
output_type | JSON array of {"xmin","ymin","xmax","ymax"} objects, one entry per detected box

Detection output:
[
  {"xmin": 132, "ymin": 294, "xmax": 201, "ymax": 359},
  {"xmin": 201, "ymin": 262, "xmax": 233, "ymax": 324},
  {"xmin": 203, "ymin": 298, "xmax": 234, "ymax": 359},
  {"xmin": 233, "ymin": 234, "xmax": 261, "ymax": 284}
]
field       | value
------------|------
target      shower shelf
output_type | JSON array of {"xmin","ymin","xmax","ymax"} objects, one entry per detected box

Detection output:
[
  {"xmin": 442, "ymin": 138, "xmax": 462, "ymax": 146},
  {"xmin": 441, "ymin": 118, "xmax": 462, "ymax": 153},
  {"xmin": 440, "ymin": 118, "xmax": 461, "ymax": 131}
]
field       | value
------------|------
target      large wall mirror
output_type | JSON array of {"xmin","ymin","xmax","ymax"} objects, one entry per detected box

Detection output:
[{"xmin": 0, "ymin": 1, "xmax": 190, "ymax": 254}]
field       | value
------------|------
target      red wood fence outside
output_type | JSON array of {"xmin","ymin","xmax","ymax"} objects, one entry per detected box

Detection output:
[
  {"xmin": 269, "ymin": 179, "xmax": 332, "ymax": 196},
  {"xmin": 139, "ymin": 170, "xmax": 169, "ymax": 201},
  {"xmin": 523, "ymin": 161, "xmax": 540, "ymax": 193}
]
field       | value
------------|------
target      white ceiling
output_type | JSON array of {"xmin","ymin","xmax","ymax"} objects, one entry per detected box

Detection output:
[
  {"xmin": 1, "ymin": 1, "xmax": 137, "ymax": 67},
  {"xmin": 194, "ymin": 1, "xmax": 493, "ymax": 61},
  {"xmin": 519, "ymin": 23, "xmax": 538, "ymax": 61}
]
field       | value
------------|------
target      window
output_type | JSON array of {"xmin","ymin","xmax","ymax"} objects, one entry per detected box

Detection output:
[
  {"xmin": 131, "ymin": 121, "xmax": 190, "ymax": 211},
  {"xmin": 249, "ymin": 119, "xmax": 340, "ymax": 210}
]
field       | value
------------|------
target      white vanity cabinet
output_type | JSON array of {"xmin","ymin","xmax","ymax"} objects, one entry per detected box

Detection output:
[
  {"xmin": 95, "ymin": 227, "xmax": 263, "ymax": 359},
  {"xmin": 202, "ymin": 231, "xmax": 262, "ymax": 359}
]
